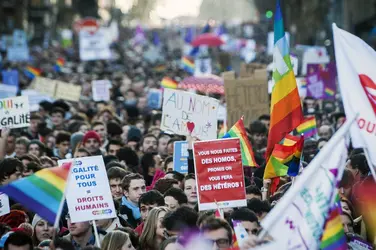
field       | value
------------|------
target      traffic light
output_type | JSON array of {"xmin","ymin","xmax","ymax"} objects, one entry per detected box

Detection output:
[{"xmin": 266, "ymin": 10, "xmax": 273, "ymax": 19}]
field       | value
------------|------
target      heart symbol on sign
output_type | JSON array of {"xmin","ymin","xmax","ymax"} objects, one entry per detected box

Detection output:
[{"xmin": 187, "ymin": 122, "xmax": 195, "ymax": 134}]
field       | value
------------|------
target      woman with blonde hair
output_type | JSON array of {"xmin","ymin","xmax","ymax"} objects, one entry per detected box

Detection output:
[
  {"xmin": 102, "ymin": 231, "xmax": 135, "ymax": 250},
  {"xmin": 139, "ymin": 207, "xmax": 169, "ymax": 250}
]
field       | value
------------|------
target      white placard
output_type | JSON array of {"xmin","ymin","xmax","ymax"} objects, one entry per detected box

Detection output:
[
  {"xmin": 161, "ymin": 89, "xmax": 219, "ymax": 140},
  {"xmin": 7, "ymin": 47, "xmax": 29, "ymax": 62},
  {"xmin": 63, "ymin": 156, "xmax": 116, "ymax": 223},
  {"xmin": 0, "ymin": 84, "xmax": 18, "ymax": 99},
  {"xmin": 79, "ymin": 29, "xmax": 111, "ymax": 61},
  {"xmin": 0, "ymin": 96, "xmax": 30, "ymax": 129},
  {"xmin": 21, "ymin": 89, "xmax": 55, "ymax": 112},
  {"xmin": 0, "ymin": 193, "xmax": 10, "ymax": 217},
  {"xmin": 301, "ymin": 47, "xmax": 330, "ymax": 75},
  {"xmin": 194, "ymin": 58, "xmax": 212, "ymax": 76},
  {"xmin": 92, "ymin": 80, "xmax": 110, "ymax": 101}
]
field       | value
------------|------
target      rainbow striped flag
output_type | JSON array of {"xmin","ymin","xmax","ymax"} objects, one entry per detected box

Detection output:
[
  {"xmin": 266, "ymin": 0, "xmax": 303, "ymax": 161},
  {"xmin": 24, "ymin": 66, "xmax": 41, "ymax": 79},
  {"xmin": 297, "ymin": 116, "xmax": 317, "ymax": 138},
  {"xmin": 0, "ymin": 162, "xmax": 72, "ymax": 226},
  {"xmin": 357, "ymin": 179, "xmax": 376, "ymax": 240},
  {"xmin": 161, "ymin": 77, "xmax": 178, "ymax": 89},
  {"xmin": 181, "ymin": 56, "xmax": 195, "ymax": 74},
  {"xmin": 217, "ymin": 124, "xmax": 227, "ymax": 139},
  {"xmin": 54, "ymin": 58, "xmax": 65, "ymax": 72},
  {"xmin": 222, "ymin": 117, "xmax": 258, "ymax": 167},
  {"xmin": 325, "ymin": 87, "xmax": 335, "ymax": 97}
]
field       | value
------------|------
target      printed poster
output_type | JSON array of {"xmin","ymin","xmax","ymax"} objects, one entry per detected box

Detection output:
[{"xmin": 173, "ymin": 141, "xmax": 189, "ymax": 174}]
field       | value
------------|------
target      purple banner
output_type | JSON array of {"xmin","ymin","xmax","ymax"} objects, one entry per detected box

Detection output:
[{"xmin": 306, "ymin": 62, "xmax": 337, "ymax": 100}]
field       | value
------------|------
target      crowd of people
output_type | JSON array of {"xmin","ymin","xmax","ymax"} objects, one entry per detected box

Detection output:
[{"xmin": 0, "ymin": 22, "xmax": 373, "ymax": 250}]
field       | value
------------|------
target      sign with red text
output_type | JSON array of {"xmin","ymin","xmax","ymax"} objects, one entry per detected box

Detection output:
[
  {"xmin": 161, "ymin": 89, "xmax": 219, "ymax": 140},
  {"xmin": 193, "ymin": 138, "xmax": 246, "ymax": 210},
  {"xmin": 63, "ymin": 156, "xmax": 116, "ymax": 223},
  {"xmin": 0, "ymin": 96, "xmax": 30, "ymax": 129}
]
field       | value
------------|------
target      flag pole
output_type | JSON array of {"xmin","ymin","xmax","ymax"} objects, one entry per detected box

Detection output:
[{"xmin": 92, "ymin": 220, "xmax": 101, "ymax": 248}]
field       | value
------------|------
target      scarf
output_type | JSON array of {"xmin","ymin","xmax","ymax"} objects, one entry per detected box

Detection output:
[{"xmin": 121, "ymin": 197, "xmax": 141, "ymax": 220}]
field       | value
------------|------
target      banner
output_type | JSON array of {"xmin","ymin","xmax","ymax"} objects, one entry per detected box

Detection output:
[
  {"xmin": 0, "ymin": 96, "xmax": 30, "ymax": 129},
  {"xmin": 306, "ymin": 62, "xmax": 337, "ymax": 100},
  {"xmin": 7, "ymin": 47, "xmax": 29, "ymax": 62},
  {"xmin": 2, "ymin": 70, "xmax": 19, "ymax": 88},
  {"xmin": 63, "ymin": 156, "xmax": 116, "ymax": 223},
  {"xmin": 92, "ymin": 80, "xmax": 110, "ymax": 102},
  {"xmin": 0, "ymin": 193, "xmax": 10, "ymax": 217},
  {"xmin": 79, "ymin": 29, "xmax": 111, "ymax": 61},
  {"xmin": 161, "ymin": 89, "xmax": 219, "ymax": 140},
  {"xmin": 173, "ymin": 141, "xmax": 189, "ymax": 174},
  {"xmin": 301, "ymin": 47, "xmax": 330, "ymax": 76},
  {"xmin": 224, "ymin": 64, "xmax": 269, "ymax": 127},
  {"xmin": 147, "ymin": 89, "xmax": 162, "ymax": 110},
  {"xmin": 0, "ymin": 84, "xmax": 18, "ymax": 99},
  {"xmin": 32, "ymin": 77, "xmax": 82, "ymax": 102},
  {"xmin": 193, "ymin": 138, "xmax": 246, "ymax": 210}
]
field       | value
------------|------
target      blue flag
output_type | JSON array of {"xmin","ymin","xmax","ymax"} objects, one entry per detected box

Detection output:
[{"xmin": 2, "ymin": 70, "xmax": 19, "ymax": 88}]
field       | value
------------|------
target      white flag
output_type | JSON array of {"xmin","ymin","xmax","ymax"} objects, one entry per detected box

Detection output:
[
  {"xmin": 333, "ymin": 24, "xmax": 376, "ymax": 168},
  {"xmin": 260, "ymin": 117, "xmax": 355, "ymax": 249}
]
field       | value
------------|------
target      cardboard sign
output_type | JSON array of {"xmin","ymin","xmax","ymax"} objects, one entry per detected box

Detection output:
[
  {"xmin": 0, "ymin": 96, "xmax": 30, "ymax": 129},
  {"xmin": 147, "ymin": 89, "xmax": 162, "ymax": 110},
  {"xmin": 193, "ymin": 138, "xmax": 246, "ymax": 210},
  {"xmin": 79, "ymin": 29, "xmax": 111, "ymax": 61},
  {"xmin": 0, "ymin": 84, "xmax": 18, "ymax": 99},
  {"xmin": 161, "ymin": 89, "xmax": 219, "ymax": 140},
  {"xmin": 55, "ymin": 81, "xmax": 82, "ymax": 102},
  {"xmin": 173, "ymin": 141, "xmax": 189, "ymax": 173},
  {"xmin": 2, "ymin": 70, "xmax": 19, "ymax": 87},
  {"xmin": 21, "ymin": 89, "xmax": 54, "ymax": 112},
  {"xmin": 224, "ymin": 64, "xmax": 269, "ymax": 127},
  {"xmin": 64, "ymin": 156, "xmax": 116, "ymax": 223},
  {"xmin": 0, "ymin": 193, "xmax": 10, "ymax": 217},
  {"xmin": 32, "ymin": 77, "xmax": 57, "ymax": 97},
  {"xmin": 92, "ymin": 80, "xmax": 110, "ymax": 102}
]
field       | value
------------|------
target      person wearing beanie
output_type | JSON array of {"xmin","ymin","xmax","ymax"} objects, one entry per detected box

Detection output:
[
  {"xmin": 31, "ymin": 214, "xmax": 57, "ymax": 246},
  {"xmin": 82, "ymin": 131, "xmax": 102, "ymax": 156},
  {"xmin": 70, "ymin": 132, "xmax": 84, "ymax": 156},
  {"xmin": 0, "ymin": 210, "xmax": 28, "ymax": 228}
]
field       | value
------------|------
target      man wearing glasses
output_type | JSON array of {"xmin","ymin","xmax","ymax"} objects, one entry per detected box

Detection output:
[{"xmin": 201, "ymin": 218, "xmax": 233, "ymax": 250}]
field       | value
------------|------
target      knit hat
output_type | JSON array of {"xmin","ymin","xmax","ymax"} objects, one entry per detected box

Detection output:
[
  {"xmin": 0, "ymin": 210, "xmax": 27, "ymax": 228},
  {"xmin": 17, "ymin": 223, "xmax": 33, "ymax": 237},
  {"xmin": 127, "ymin": 126, "xmax": 142, "ymax": 142},
  {"xmin": 70, "ymin": 132, "xmax": 84, "ymax": 153},
  {"xmin": 82, "ymin": 131, "xmax": 101, "ymax": 145},
  {"xmin": 31, "ymin": 214, "xmax": 43, "ymax": 228}
]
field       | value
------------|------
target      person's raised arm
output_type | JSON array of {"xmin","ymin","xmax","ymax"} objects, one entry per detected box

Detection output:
[{"xmin": 0, "ymin": 128, "xmax": 10, "ymax": 160}]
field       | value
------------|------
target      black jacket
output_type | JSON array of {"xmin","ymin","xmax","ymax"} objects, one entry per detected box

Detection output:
[{"xmin": 118, "ymin": 205, "xmax": 141, "ymax": 229}]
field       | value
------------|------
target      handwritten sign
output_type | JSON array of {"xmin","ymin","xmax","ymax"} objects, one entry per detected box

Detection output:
[
  {"xmin": 79, "ymin": 29, "xmax": 111, "ymax": 61},
  {"xmin": 32, "ymin": 77, "xmax": 57, "ymax": 97},
  {"xmin": 92, "ymin": 80, "xmax": 110, "ymax": 102},
  {"xmin": 63, "ymin": 156, "xmax": 116, "ymax": 223},
  {"xmin": 0, "ymin": 193, "xmax": 10, "ymax": 217},
  {"xmin": 173, "ymin": 141, "xmax": 189, "ymax": 173},
  {"xmin": 193, "ymin": 138, "xmax": 246, "ymax": 210},
  {"xmin": 0, "ymin": 96, "xmax": 30, "ymax": 129},
  {"xmin": 0, "ymin": 84, "xmax": 18, "ymax": 99},
  {"xmin": 161, "ymin": 89, "xmax": 219, "ymax": 140},
  {"xmin": 55, "ymin": 81, "xmax": 82, "ymax": 102},
  {"xmin": 147, "ymin": 89, "xmax": 162, "ymax": 109},
  {"xmin": 224, "ymin": 66, "xmax": 269, "ymax": 127}
]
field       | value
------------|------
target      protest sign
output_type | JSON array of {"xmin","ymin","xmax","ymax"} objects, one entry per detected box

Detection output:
[
  {"xmin": 301, "ymin": 47, "xmax": 330, "ymax": 75},
  {"xmin": 147, "ymin": 89, "xmax": 162, "ymax": 109},
  {"xmin": 12, "ymin": 30, "xmax": 27, "ymax": 47},
  {"xmin": 55, "ymin": 81, "xmax": 82, "ymax": 102},
  {"xmin": 224, "ymin": 64, "xmax": 269, "ymax": 127},
  {"xmin": 1, "ymin": 35, "xmax": 13, "ymax": 51},
  {"xmin": 21, "ymin": 89, "xmax": 54, "ymax": 112},
  {"xmin": 61, "ymin": 29, "xmax": 73, "ymax": 48},
  {"xmin": 0, "ymin": 193, "xmax": 10, "ymax": 217},
  {"xmin": 0, "ymin": 96, "xmax": 30, "ymax": 129},
  {"xmin": 0, "ymin": 84, "xmax": 18, "ymax": 99},
  {"xmin": 173, "ymin": 141, "xmax": 189, "ymax": 173},
  {"xmin": 2, "ymin": 70, "xmax": 19, "ymax": 88},
  {"xmin": 92, "ymin": 80, "xmax": 110, "ymax": 102},
  {"xmin": 193, "ymin": 138, "xmax": 246, "ymax": 210},
  {"xmin": 79, "ymin": 29, "xmax": 111, "ymax": 61},
  {"xmin": 32, "ymin": 77, "xmax": 57, "ymax": 97},
  {"xmin": 194, "ymin": 58, "xmax": 212, "ymax": 76},
  {"xmin": 7, "ymin": 47, "xmax": 29, "ymax": 62},
  {"xmin": 306, "ymin": 62, "xmax": 337, "ymax": 100},
  {"xmin": 161, "ymin": 89, "xmax": 219, "ymax": 140},
  {"xmin": 64, "ymin": 156, "xmax": 116, "ymax": 223}
]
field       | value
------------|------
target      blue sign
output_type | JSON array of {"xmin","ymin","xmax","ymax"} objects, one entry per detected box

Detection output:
[
  {"xmin": 147, "ymin": 89, "xmax": 162, "ymax": 110},
  {"xmin": 0, "ymin": 84, "xmax": 18, "ymax": 99},
  {"xmin": 173, "ymin": 141, "xmax": 189, "ymax": 173},
  {"xmin": 2, "ymin": 70, "xmax": 19, "ymax": 88}
]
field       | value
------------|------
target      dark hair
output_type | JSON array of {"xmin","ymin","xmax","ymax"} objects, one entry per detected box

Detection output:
[
  {"xmin": 52, "ymin": 237, "xmax": 75, "ymax": 250},
  {"xmin": 81, "ymin": 247, "xmax": 101, "ymax": 250},
  {"xmin": 115, "ymin": 227, "xmax": 140, "ymax": 249},
  {"xmin": 249, "ymin": 120, "xmax": 267, "ymax": 135},
  {"xmin": 165, "ymin": 171, "xmax": 184, "ymax": 182},
  {"xmin": 103, "ymin": 155, "xmax": 118, "ymax": 166},
  {"xmin": 105, "ymin": 161, "xmax": 127, "ymax": 171},
  {"xmin": 153, "ymin": 178, "xmax": 179, "ymax": 195},
  {"xmin": 0, "ymin": 223, "xmax": 10, "ymax": 236},
  {"xmin": 19, "ymin": 154, "xmax": 41, "ymax": 165},
  {"xmin": 107, "ymin": 167, "xmax": 129, "ymax": 181},
  {"xmin": 27, "ymin": 140, "xmax": 45, "ymax": 153},
  {"xmin": 0, "ymin": 158, "xmax": 24, "ymax": 183},
  {"xmin": 350, "ymin": 154, "xmax": 369, "ymax": 176},
  {"xmin": 197, "ymin": 211, "xmax": 215, "ymax": 227},
  {"xmin": 183, "ymin": 173, "xmax": 195, "ymax": 189},
  {"xmin": 167, "ymin": 138, "xmax": 180, "ymax": 147},
  {"xmin": 162, "ymin": 206, "xmax": 198, "ymax": 232},
  {"xmin": 76, "ymin": 148, "xmax": 91, "ymax": 156},
  {"xmin": 91, "ymin": 121, "xmax": 105, "ymax": 128},
  {"xmin": 160, "ymin": 237, "xmax": 178, "ymax": 250},
  {"xmin": 245, "ymin": 185, "xmax": 262, "ymax": 197},
  {"xmin": 230, "ymin": 208, "xmax": 259, "ymax": 225},
  {"xmin": 4, "ymin": 231, "xmax": 33, "ymax": 250},
  {"xmin": 25, "ymin": 162, "xmax": 41, "ymax": 174},
  {"xmin": 258, "ymin": 114, "xmax": 270, "ymax": 121},
  {"xmin": 15, "ymin": 137, "xmax": 30, "ymax": 147},
  {"xmin": 141, "ymin": 134, "xmax": 158, "ymax": 146},
  {"xmin": 339, "ymin": 169, "xmax": 355, "ymax": 189},
  {"xmin": 56, "ymin": 131, "xmax": 71, "ymax": 145},
  {"xmin": 201, "ymin": 218, "xmax": 233, "ymax": 244},
  {"xmin": 122, "ymin": 173, "xmax": 144, "ymax": 192},
  {"xmin": 164, "ymin": 188, "xmax": 188, "ymax": 205},
  {"xmin": 140, "ymin": 152, "xmax": 157, "ymax": 178},
  {"xmin": 116, "ymin": 147, "xmax": 139, "ymax": 169},
  {"xmin": 164, "ymin": 157, "xmax": 174, "ymax": 171},
  {"xmin": 317, "ymin": 137, "xmax": 328, "ymax": 145},
  {"xmin": 106, "ymin": 139, "xmax": 124, "ymax": 153},
  {"xmin": 247, "ymin": 198, "xmax": 271, "ymax": 216},
  {"xmin": 50, "ymin": 107, "xmax": 65, "ymax": 116},
  {"xmin": 138, "ymin": 190, "xmax": 164, "ymax": 207},
  {"xmin": 30, "ymin": 113, "xmax": 42, "ymax": 121}
]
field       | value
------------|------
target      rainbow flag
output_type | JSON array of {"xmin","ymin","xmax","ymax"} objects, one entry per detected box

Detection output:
[
  {"xmin": 266, "ymin": 0, "xmax": 303, "ymax": 161},
  {"xmin": 320, "ymin": 192, "xmax": 347, "ymax": 250},
  {"xmin": 24, "ymin": 66, "xmax": 41, "ymax": 79},
  {"xmin": 297, "ymin": 116, "xmax": 317, "ymax": 138},
  {"xmin": 161, "ymin": 77, "xmax": 178, "ymax": 89},
  {"xmin": 357, "ymin": 179, "xmax": 376, "ymax": 239},
  {"xmin": 325, "ymin": 87, "xmax": 335, "ymax": 97},
  {"xmin": 217, "ymin": 125, "xmax": 227, "ymax": 139},
  {"xmin": 0, "ymin": 162, "xmax": 72, "ymax": 226},
  {"xmin": 54, "ymin": 58, "xmax": 65, "ymax": 72},
  {"xmin": 283, "ymin": 134, "xmax": 300, "ymax": 146},
  {"xmin": 222, "ymin": 117, "xmax": 258, "ymax": 167},
  {"xmin": 181, "ymin": 56, "xmax": 195, "ymax": 74}
]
